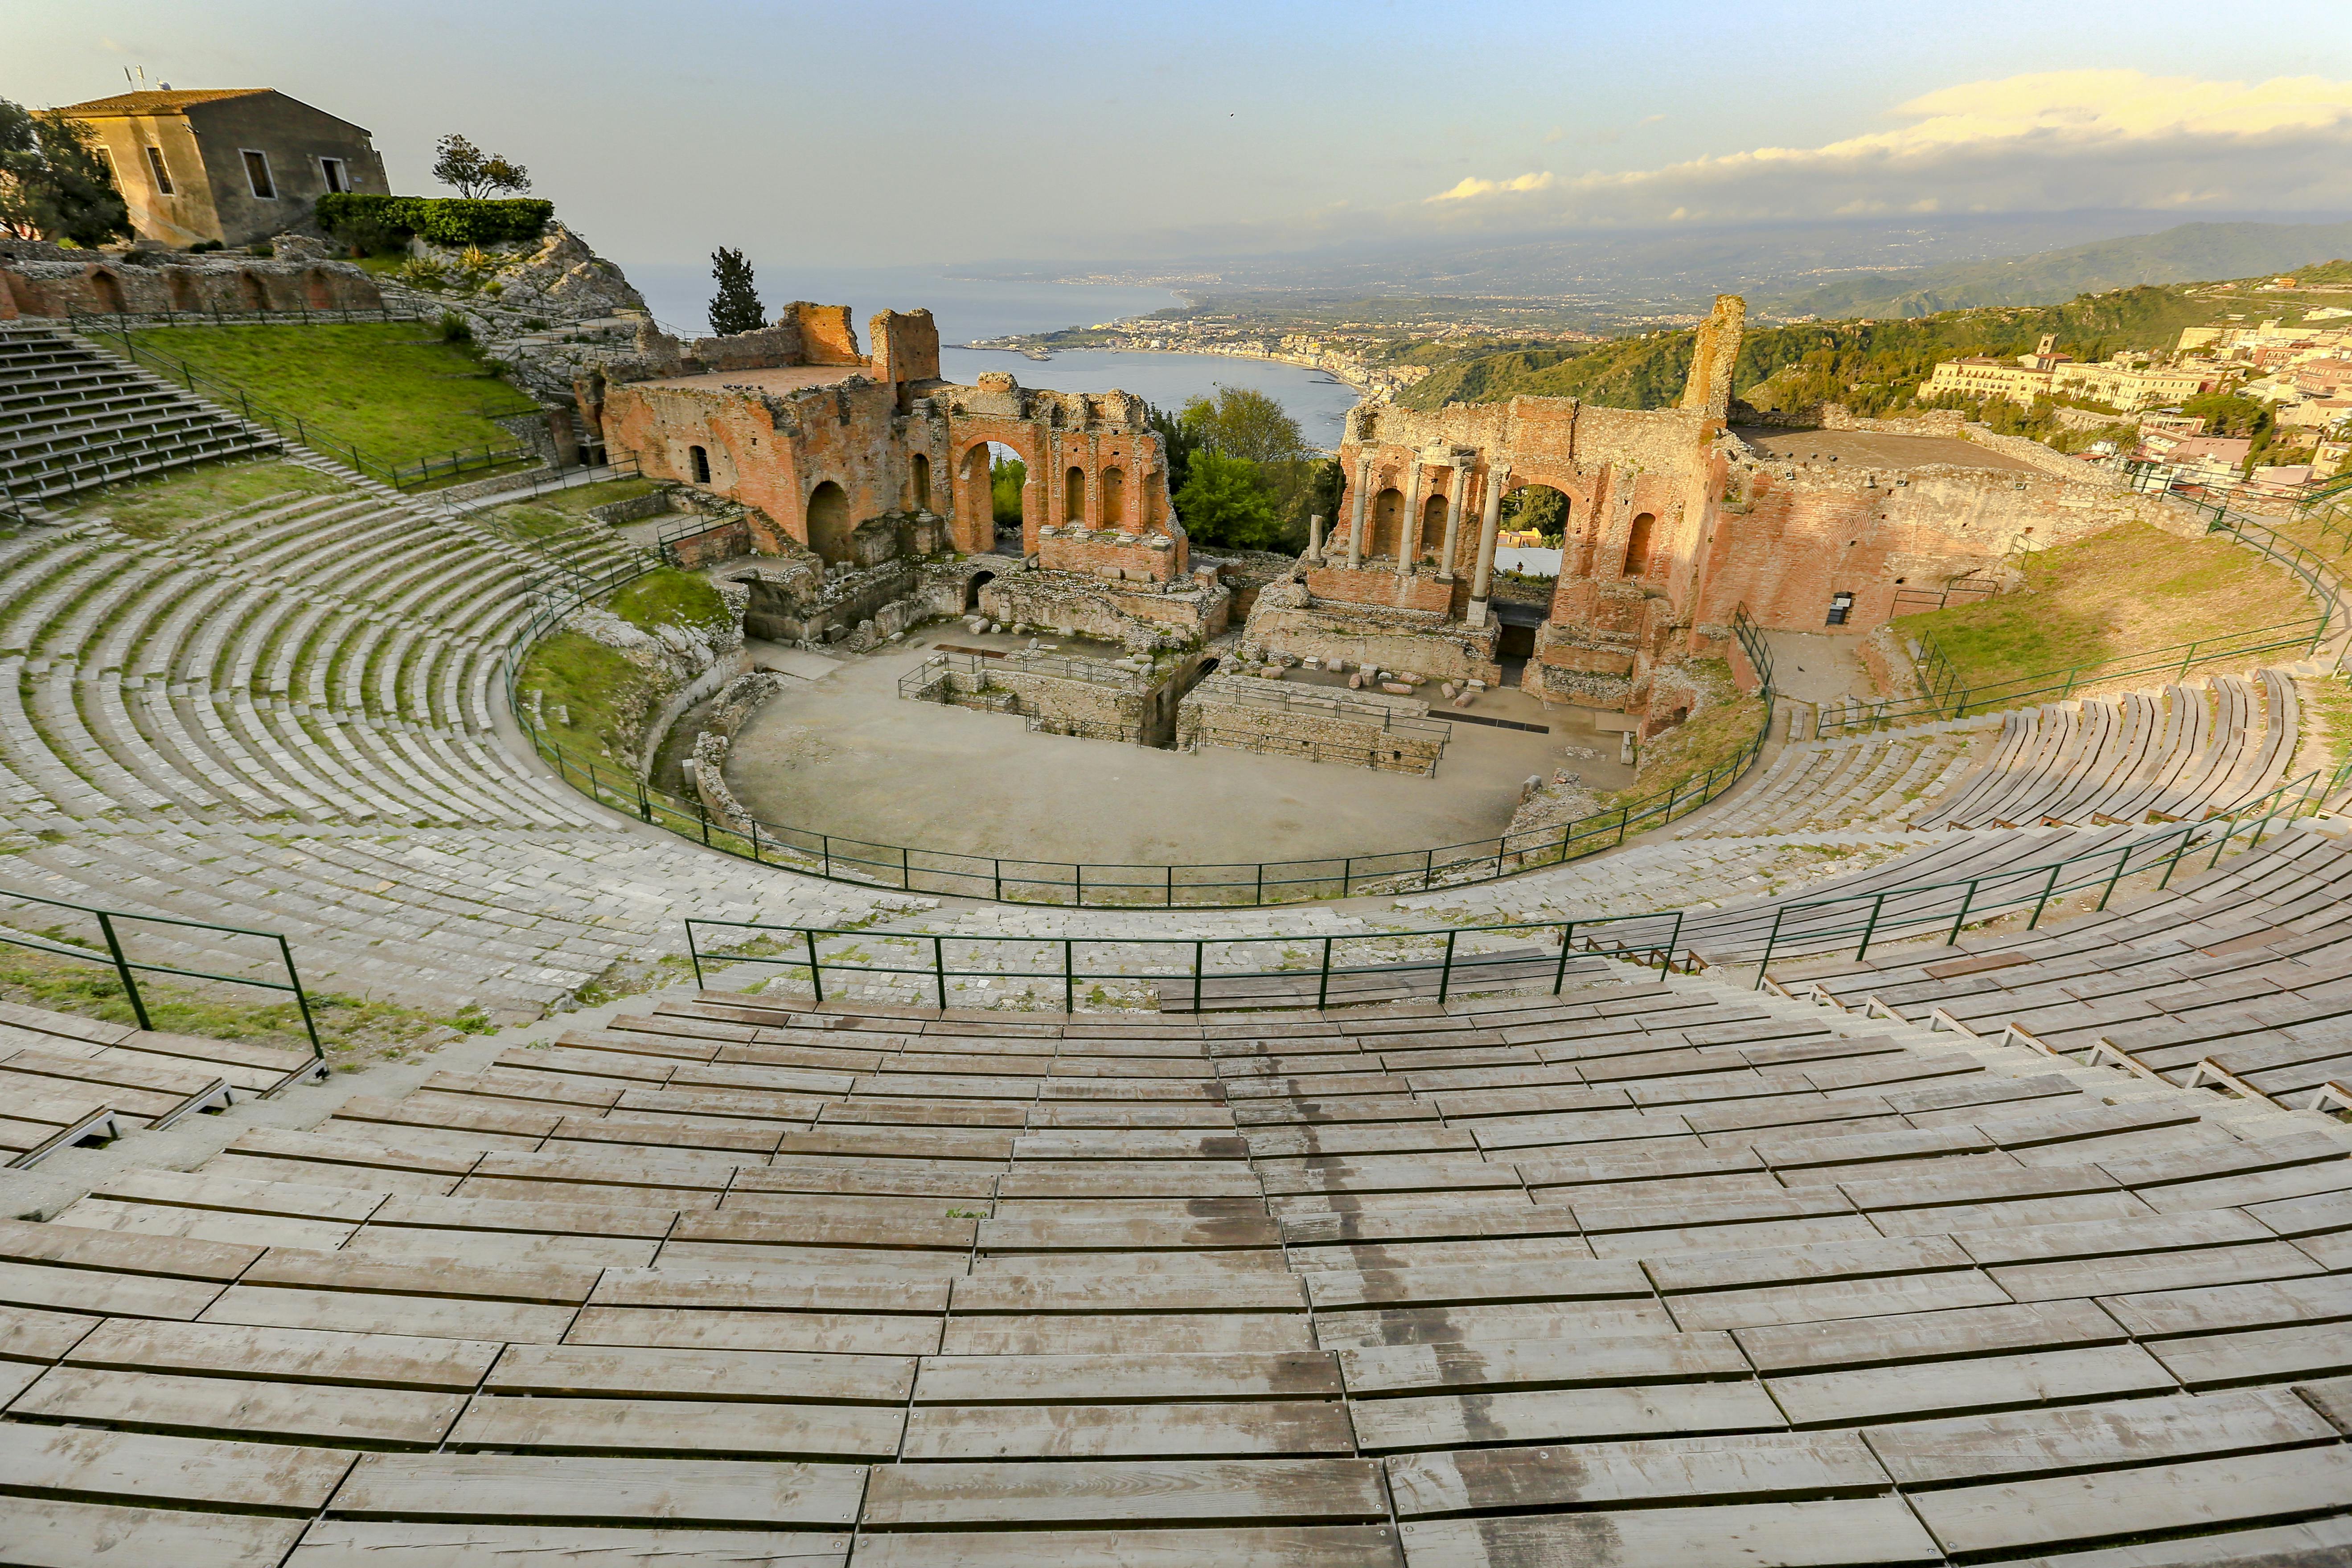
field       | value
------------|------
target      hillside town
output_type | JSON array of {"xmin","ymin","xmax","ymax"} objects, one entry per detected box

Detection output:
[{"xmin": 1921, "ymin": 299, "xmax": 2352, "ymax": 502}]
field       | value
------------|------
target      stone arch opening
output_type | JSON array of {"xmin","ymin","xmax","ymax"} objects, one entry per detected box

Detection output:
[
  {"xmin": 806, "ymin": 481, "xmax": 852, "ymax": 565},
  {"xmin": 237, "ymin": 270, "xmax": 267, "ymax": 312},
  {"xmin": 966, "ymin": 569, "xmax": 996, "ymax": 611},
  {"xmin": 1624, "ymin": 512, "xmax": 1656, "ymax": 578},
  {"xmin": 1504, "ymin": 482, "xmax": 1571, "ymax": 543},
  {"xmin": 165, "ymin": 270, "xmax": 200, "ymax": 312},
  {"xmin": 1420, "ymin": 491, "xmax": 1448, "ymax": 562},
  {"xmin": 1369, "ymin": 487, "xmax": 1404, "ymax": 558},
  {"xmin": 303, "ymin": 268, "xmax": 333, "ymax": 310},
  {"xmin": 90, "ymin": 270, "xmax": 126, "ymax": 314},
  {"xmin": 1101, "ymin": 466, "xmax": 1127, "ymax": 530},
  {"xmin": 911, "ymin": 452, "xmax": 931, "ymax": 512},
  {"xmin": 1064, "ymin": 465, "xmax": 1086, "ymax": 525},
  {"xmin": 689, "ymin": 445, "xmax": 711, "ymax": 484}
]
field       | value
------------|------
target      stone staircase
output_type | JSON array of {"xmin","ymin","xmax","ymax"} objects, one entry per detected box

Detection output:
[{"xmin": 0, "ymin": 324, "xmax": 279, "ymax": 511}]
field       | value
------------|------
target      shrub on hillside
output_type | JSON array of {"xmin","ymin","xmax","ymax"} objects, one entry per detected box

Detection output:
[{"xmin": 316, "ymin": 193, "xmax": 554, "ymax": 248}]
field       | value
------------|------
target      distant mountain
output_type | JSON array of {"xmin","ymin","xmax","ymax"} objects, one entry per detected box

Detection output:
[{"xmin": 1761, "ymin": 221, "xmax": 2352, "ymax": 318}]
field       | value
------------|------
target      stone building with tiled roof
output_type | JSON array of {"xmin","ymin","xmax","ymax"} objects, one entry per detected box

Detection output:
[{"xmin": 55, "ymin": 87, "xmax": 388, "ymax": 249}]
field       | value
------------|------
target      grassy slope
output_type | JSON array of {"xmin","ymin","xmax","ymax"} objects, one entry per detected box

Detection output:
[
  {"xmin": 1891, "ymin": 524, "xmax": 2305, "ymax": 699},
  {"xmin": 515, "ymin": 568, "xmax": 731, "ymax": 762},
  {"xmin": 129, "ymin": 322, "xmax": 541, "ymax": 463},
  {"xmin": 60, "ymin": 459, "xmax": 350, "ymax": 540}
]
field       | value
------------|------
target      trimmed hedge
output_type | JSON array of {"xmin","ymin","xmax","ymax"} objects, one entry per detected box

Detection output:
[{"xmin": 316, "ymin": 194, "xmax": 554, "ymax": 246}]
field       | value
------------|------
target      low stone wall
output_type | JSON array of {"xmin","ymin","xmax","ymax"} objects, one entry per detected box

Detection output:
[
  {"xmin": 687, "ymin": 670, "xmax": 788, "ymax": 831},
  {"xmin": 906, "ymin": 651, "xmax": 1151, "ymax": 742},
  {"xmin": 1178, "ymin": 675, "xmax": 1449, "ymax": 776},
  {"xmin": 0, "ymin": 242, "xmax": 386, "ymax": 320},
  {"xmin": 1241, "ymin": 581, "xmax": 1502, "ymax": 687}
]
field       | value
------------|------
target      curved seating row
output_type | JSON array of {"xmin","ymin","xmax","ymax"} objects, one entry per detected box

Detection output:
[
  {"xmin": 0, "ymin": 434, "xmax": 908, "ymax": 1012},
  {"xmin": 0, "ymin": 325, "xmax": 278, "ymax": 505},
  {"xmin": 1, "ymin": 959, "xmax": 2346, "ymax": 1564},
  {"xmin": 1911, "ymin": 672, "xmax": 2300, "ymax": 831},
  {"xmin": 1774, "ymin": 823, "xmax": 2352, "ymax": 1112},
  {"xmin": 1677, "ymin": 720, "xmax": 1995, "ymax": 840}
]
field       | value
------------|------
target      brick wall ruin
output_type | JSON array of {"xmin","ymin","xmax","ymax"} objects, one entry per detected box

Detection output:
[
  {"xmin": 1177, "ymin": 676, "xmax": 1450, "ymax": 776},
  {"xmin": 0, "ymin": 240, "xmax": 385, "ymax": 319}
]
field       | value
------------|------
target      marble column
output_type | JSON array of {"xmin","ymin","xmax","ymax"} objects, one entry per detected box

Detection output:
[
  {"xmin": 1437, "ymin": 454, "xmax": 1470, "ymax": 581},
  {"xmin": 1346, "ymin": 455, "xmax": 1371, "ymax": 569},
  {"xmin": 1306, "ymin": 513, "xmax": 1325, "ymax": 564},
  {"xmin": 1467, "ymin": 461, "xmax": 1509, "ymax": 628}
]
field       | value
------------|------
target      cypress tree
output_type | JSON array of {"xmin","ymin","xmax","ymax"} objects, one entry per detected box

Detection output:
[{"xmin": 707, "ymin": 247, "xmax": 765, "ymax": 337}]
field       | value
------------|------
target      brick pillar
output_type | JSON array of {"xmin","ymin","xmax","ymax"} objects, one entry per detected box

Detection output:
[
  {"xmin": 1346, "ymin": 455, "xmax": 1371, "ymax": 569},
  {"xmin": 1468, "ymin": 462, "xmax": 1508, "ymax": 628}
]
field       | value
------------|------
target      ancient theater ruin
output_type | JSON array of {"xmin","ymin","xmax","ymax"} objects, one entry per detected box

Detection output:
[
  {"xmin": 582, "ymin": 304, "xmax": 1228, "ymax": 656},
  {"xmin": 1245, "ymin": 294, "xmax": 2198, "ymax": 736}
]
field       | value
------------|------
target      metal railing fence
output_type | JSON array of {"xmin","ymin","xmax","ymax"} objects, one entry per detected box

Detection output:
[
  {"xmin": 0, "ymin": 886, "xmax": 321, "ymax": 1059},
  {"xmin": 678, "ymin": 766, "xmax": 2329, "ymax": 1015}
]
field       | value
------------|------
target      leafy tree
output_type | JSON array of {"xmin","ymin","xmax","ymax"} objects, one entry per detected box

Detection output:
[
  {"xmin": 1175, "ymin": 450, "xmax": 1285, "ymax": 550},
  {"xmin": 0, "ymin": 99, "xmax": 128, "ymax": 245},
  {"xmin": 1305, "ymin": 458, "xmax": 1344, "ymax": 535},
  {"xmin": 1503, "ymin": 484, "xmax": 1568, "ymax": 545},
  {"xmin": 1147, "ymin": 402, "xmax": 1200, "ymax": 495},
  {"xmin": 431, "ymin": 133, "xmax": 531, "ymax": 199},
  {"xmin": 990, "ymin": 455, "xmax": 1027, "ymax": 526},
  {"xmin": 707, "ymin": 246, "xmax": 765, "ymax": 337},
  {"xmin": 1181, "ymin": 386, "xmax": 1306, "ymax": 464}
]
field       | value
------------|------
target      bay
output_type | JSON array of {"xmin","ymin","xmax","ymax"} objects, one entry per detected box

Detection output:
[{"xmin": 616, "ymin": 262, "xmax": 1359, "ymax": 452}]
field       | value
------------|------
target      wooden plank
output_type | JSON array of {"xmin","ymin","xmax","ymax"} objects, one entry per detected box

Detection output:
[
  {"xmin": 1396, "ymin": 1497, "xmax": 1942, "ymax": 1567},
  {"xmin": 2098, "ymin": 1272, "xmax": 2352, "ymax": 1338},
  {"xmin": 51, "ymin": 1196, "xmax": 360, "ymax": 1252},
  {"xmin": 0, "ymin": 1301, "xmax": 99, "ymax": 1363},
  {"xmin": 942, "ymin": 1314, "xmax": 1315, "ymax": 1356},
  {"xmin": 901, "ymin": 1400, "xmax": 1356, "ymax": 1459},
  {"xmin": 1864, "ymin": 1387, "xmax": 2336, "ymax": 1486},
  {"xmin": 1386, "ymin": 1430, "xmax": 1888, "ymax": 1518},
  {"xmin": 1908, "ymin": 1446, "xmax": 2352, "ymax": 1558},
  {"xmin": 1303, "ymin": 1260, "xmax": 1648, "ymax": 1312},
  {"xmin": 2149, "ymin": 1321, "xmax": 2352, "ymax": 1388},
  {"xmin": 489, "ymin": 1342, "xmax": 913, "ymax": 1403},
  {"xmin": 1336, "ymin": 1333, "xmax": 1745, "ymax": 1396},
  {"xmin": 0, "ymin": 1423, "xmax": 355, "ymax": 1509},
  {"xmin": 1670, "ymin": 1270, "xmax": 2013, "ymax": 1331},
  {"xmin": 565, "ymin": 1305, "xmax": 942, "ymax": 1356},
  {"xmin": 845, "ymin": 1525, "xmax": 1400, "ymax": 1568},
  {"xmin": 0, "ymin": 1497, "xmax": 305, "ymax": 1568},
  {"xmin": 447, "ymin": 1394, "xmax": 905, "ymax": 1458},
  {"xmin": 913, "ymin": 1351, "xmax": 1340, "ymax": 1405},
  {"xmin": 340, "ymin": 1226, "xmax": 659, "ymax": 1270},
  {"xmin": 13, "ymin": 1365, "xmax": 467, "ymax": 1445},
  {"xmin": 1769, "ymin": 1343, "xmax": 2175, "ymax": 1427},
  {"xmin": 862, "ymin": 1457, "xmax": 1386, "ymax": 1526},
  {"xmin": 62, "ymin": 1317, "xmax": 498, "ymax": 1388},
  {"xmin": 283, "ymin": 1523, "xmax": 849, "ymax": 1565},
  {"xmin": 1313, "ymin": 1299, "xmax": 1678, "ymax": 1349},
  {"xmin": 1348, "ymin": 1380, "xmax": 1786, "ymax": 1453},
  {"xmin": 0, "ymin": 1257, "xmax": 225, "ymax": 1321},
  {"xmin": 200, "ymin": 1285, "xmax": 580, "ymax": 1344},
  {"xmin": 1990, "ymin": 1241, "xmax": 2324, "ymax": 1302},
  {"xmin": 1732, "ymin": 1299, "xmax": 2123, "ymax": 1373},
  {"xmin": 321, "ymin": 1452, "xmax": 867, "ymax": 1528}
]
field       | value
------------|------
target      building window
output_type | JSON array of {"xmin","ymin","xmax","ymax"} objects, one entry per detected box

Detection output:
[
  {"xmin": 319, "ymin": 156, "xmax": 349, "ymax": 193},
  {"xmin": 143, "ymin": 145, "xmax": 174, "ymax": 195},
  {"xmin": 242, "ymin": 150, "xmax": 276, "ymax": 199},
  {"xmin": 689, "ymin": 445, "xmax": 711, "ymax": 484},
  {"xmin": 1826, "ymin": 591, "xmax": 1855, "ymax": 627}
]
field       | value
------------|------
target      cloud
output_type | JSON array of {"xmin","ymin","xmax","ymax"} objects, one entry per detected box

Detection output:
[
  {"xmin": 1426, "ymin": 170, "xmax": 1557, "ymax": 203},
  {"xmin": 1416, "ymin": 70, "xmax": 2352, "ymax": 230}
]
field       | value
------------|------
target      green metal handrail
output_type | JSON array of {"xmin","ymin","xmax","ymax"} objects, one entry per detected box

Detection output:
[
  {"xmin": 679, "ymin": 767, "xmax": 2327, "ymax": 1014},
  {"xmin": 0, "ymin": 885, "xmax": 322, "ymax": 1059}
]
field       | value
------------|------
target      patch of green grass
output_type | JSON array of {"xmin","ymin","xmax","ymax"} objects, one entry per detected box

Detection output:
[
  {"xmin": 0, "ymin": 941, "xmax": 465, "ymax": 1067},
  {"xmin": 1893, "ymin": 523, "xmax": 2305, "ymax": 700},
  {"xmin": 65, "ymin": 459, "xmax": 350, "ymax": 539},
  {"xmin": 128, "ymin": 322, "xmax": 540, "ymax": 467},
  {"xmin": 484, "ymin": 503, "xmax": 579, "ymax": 544},
  {"xmin": 517, "ymin": 629, "xmax": 651, "ymax": 761},
  {"xmin": 612, "ymin": 568, "xmax": 729, "ymax": 637},
  {"xmin": 2300, "ymin": 676, "xmax": 2352, "ymax": 777}
]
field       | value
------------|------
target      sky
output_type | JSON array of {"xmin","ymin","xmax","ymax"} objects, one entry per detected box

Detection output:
[{"xmin": 9, "ymin": 0, "xmax": 2352, "ymax": 272}]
